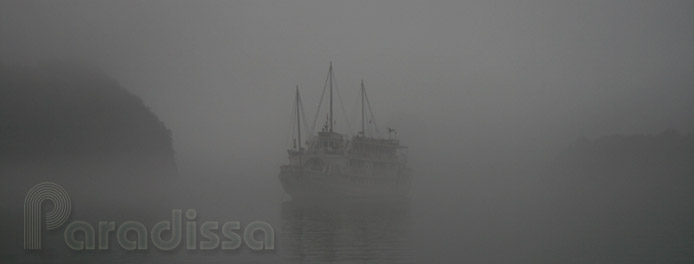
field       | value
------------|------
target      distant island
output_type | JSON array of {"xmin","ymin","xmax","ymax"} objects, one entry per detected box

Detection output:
[
  {"xmin": 552, "ymin": 129, "xmax": 693, "ymax": 182},
  {"xmin": 541, "ymin": 129, "xmax": 694, "ymax": 261},
  {"xmin": 0, "ymin": 62, "xmax": 177, "ymax": 207},
  {"xmin": 550, "ymin": 129, "xmax": 694, "ymax": 202}
]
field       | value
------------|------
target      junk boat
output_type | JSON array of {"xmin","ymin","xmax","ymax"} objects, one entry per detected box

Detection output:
[{"xmin": 279, "ymin": 63, "xmax": 412, "ymax": 200}]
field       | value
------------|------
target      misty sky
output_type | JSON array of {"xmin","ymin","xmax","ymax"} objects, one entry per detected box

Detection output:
[{"xmin": 1, "ymin": 0, "xmax": 693, "ymax": 172}]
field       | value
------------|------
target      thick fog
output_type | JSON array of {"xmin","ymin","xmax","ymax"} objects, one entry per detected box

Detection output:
[
  {"xmin": 1, "ymin": 1, "xmax": 693, "ymax": 263},
  {"xmin": 3, "ymin": 1, "xmax": 693, "ymax": 166}
]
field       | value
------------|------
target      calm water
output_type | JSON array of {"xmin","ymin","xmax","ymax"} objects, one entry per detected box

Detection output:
[
  {"xmin": 3, "ymin": 169, "xmax": 694, "ymax": 263},
  {"xmin": 7, "ymin": 202, "xmax": 414, "ymax": 264}
]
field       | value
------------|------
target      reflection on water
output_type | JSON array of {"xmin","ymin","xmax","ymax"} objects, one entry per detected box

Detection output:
[
  {"xmin": 280, "ymin": 200, "xmax": 414, "ymax": 264},
  {"xmin": 4, "ymin": 201, "xmax": 414, "ymax": 264}
]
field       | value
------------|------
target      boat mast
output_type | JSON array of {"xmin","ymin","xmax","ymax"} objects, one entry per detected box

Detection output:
[
  {"xmin": 361, "ymin": 80, "xmax": 365, "ymax": 136},
  {"xmin": 329, "ymin": 62, "xmax": 333, "ymax": 132},
  {"xmin": 296, "ymin": 85, "xmax": 301, "ymax": 150}
]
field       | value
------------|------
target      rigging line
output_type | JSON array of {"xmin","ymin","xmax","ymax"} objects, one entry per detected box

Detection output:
[
  {"xmin": 298, "ymin": 91, "xmax": 311, "ymax": 142},
  {"xmin": 364, "ymin": 87, "xmax": 381, "ymax": 137},
  {"xmin": 348, "ymin": 83, "xmax": 361, "ymax": 135},
  {"xmin": 295, "ymin": 86, "xmax": 302, "ymax": 150},
  {"xmin": 330, "ymin": 67, "xmax": 353, "ymax": 134},
  {"xmin": 310, "ymin": 67, "xmax": 331, "ymax": 137}
]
